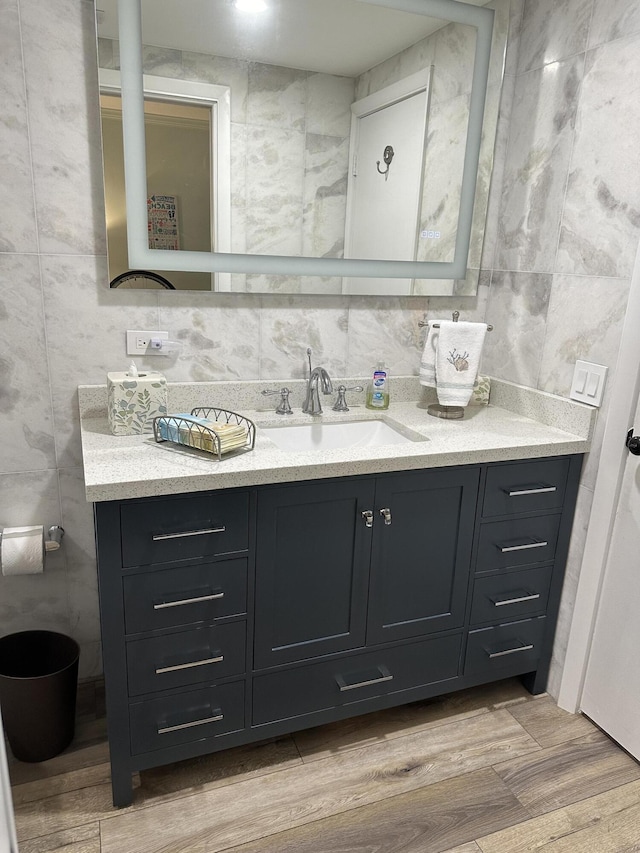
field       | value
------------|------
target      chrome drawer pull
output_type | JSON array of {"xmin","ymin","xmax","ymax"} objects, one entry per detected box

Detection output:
[
  {"xmin": 491, "ymin": 591, "xmax": 541, "ymax": 607},
  {"xmin": 155, "ymin": 654, "xmax": 224, "ymax": 675},
  {"xmin": 153, "ymin": 592, "xmax": 224, "ymax": 610},
  {"xmin": 498, "ymin": 539, "xmax": 548, "ymax": 553},
  {"xmin": 152, "ymin": 526, "xmax": 226, "ymax": 541},
  {"xmin": 336, "ymin": 668, "xmax": 393, "ymax": 692},
  {"xmin": 361, "ymin": 510, "xmax": 374, "ymax": 528},
  {"xmin": 338, "ymin": 674, "xmax": 393, "ymax": 691},
  {"xmin": 379, "ymin": 508, "xmax": 392, "ymax": 526},
  {"xmin": 488, "ymin": 643, "xmax": 534, "ymax": 659},
  {"xmin": 158, "ymin": 713, "xmax": 223, "ymax": 735},
  {"xmin": 505, "ymin": 485, "xmax": 556, "ymax": 497}
]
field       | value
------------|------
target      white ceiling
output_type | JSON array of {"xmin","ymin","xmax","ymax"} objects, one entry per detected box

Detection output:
[{"xmin": 97, "ymin": 0, "xmax": 486, "ymax": 78}]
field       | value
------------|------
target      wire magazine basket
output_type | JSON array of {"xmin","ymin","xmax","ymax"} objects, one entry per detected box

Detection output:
[{"xmin": 153, "ymin": 408, "xmax": 256, "ymax": 460}]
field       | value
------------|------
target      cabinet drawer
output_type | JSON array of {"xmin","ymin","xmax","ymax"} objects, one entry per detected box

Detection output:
[
  {"xmin": 126, "ymin": 622, "xmax": 246, "ymax": 697},
  {"xmin": 121, "ymin": 492, "xmax": 249, "ymax": 568},
  {"xmin": 253, "ymin": 634, "xmax": 461, "ymax": 726},
  {"xmin": 130, "ymin": 680, "xmax": 245, "ymax": 755},
  {"xmin": 465, "ymin": 617, "xmax": 546, "ymax": 677},
  {"xmin": 470, "ymin": 566, "xmax": 552, "ymax": 626},
  {"xmin": 483, "ymin": 458, "xmax": 569, "ymax": 518},
  {"xmin": 476, "ymin": 515, "xmax": 560, "ymax": 573},
  {"xmin": 123, "ymin": 559, "xmax": 247, "ymax": 634}
]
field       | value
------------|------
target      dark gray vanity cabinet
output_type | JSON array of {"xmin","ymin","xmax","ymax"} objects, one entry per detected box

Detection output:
[
  {"xmin": 94, "ymin": 454, "xmax": 582, "ymax": 807},
  {"xmin": 253, "ymin": 467, "xmax": 478, "ymax": 666},
  {"xmin": 365, "ymin": 467, "xmax": 479, "ymax": 645},
  {"xmin": 253, "ymin": 478, "xmax": 374, "ymax": 669},
  {"xmin": 465, "ymin": 455, "xmax": 577, "ymax": 695}
]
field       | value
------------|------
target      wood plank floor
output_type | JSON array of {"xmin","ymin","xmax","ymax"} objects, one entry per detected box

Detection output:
[{"xmin": 7, "ymin": 678, "xmax": 640, "ymax": 852}]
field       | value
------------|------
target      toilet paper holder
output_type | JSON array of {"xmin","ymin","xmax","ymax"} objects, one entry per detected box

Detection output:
[
  {"xmin": 0, "ymin": 525, "xmax": 65, "ymax": 553},
  {"xmin": 45, "ymin": 525, "xmax": 65, "ymax": 552}
]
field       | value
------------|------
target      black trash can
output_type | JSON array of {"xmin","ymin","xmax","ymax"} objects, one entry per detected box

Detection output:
[{"xmin": 0, "ymin": 631, "xmax": 80, "ymax": 762}]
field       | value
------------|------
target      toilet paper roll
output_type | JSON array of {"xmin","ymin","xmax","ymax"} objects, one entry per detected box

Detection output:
[{"xmin": 1, "ymin": 526, "xmax": 45, "ymax": 576}]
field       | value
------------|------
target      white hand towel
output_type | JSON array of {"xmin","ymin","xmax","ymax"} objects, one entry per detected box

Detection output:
[
  {"xmin": 435, "ymin": 320, "xmax": 487, "ymax": 406},
  {"xmin": 419, "ymin": 324, "xmax": 439, "ymax": 388}
]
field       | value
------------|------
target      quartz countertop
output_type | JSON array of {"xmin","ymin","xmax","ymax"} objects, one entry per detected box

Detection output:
[{"xmin": 79, "ymin": 377, "xmax": 594, "ymax": 502}]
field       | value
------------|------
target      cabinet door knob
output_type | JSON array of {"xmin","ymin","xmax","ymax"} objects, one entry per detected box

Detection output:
[
  {"xmin": 361, "ymin": 510, "xmax": 374, "ymax": 528},
  {"xmin": 379, "ymin": 507, "xmax": 392, "ymax": 525}
]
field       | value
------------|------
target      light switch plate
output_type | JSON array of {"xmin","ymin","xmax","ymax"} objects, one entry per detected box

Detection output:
[{"xmin": 569, "ymin": 360, "xmax": 607, "ymax": 407}]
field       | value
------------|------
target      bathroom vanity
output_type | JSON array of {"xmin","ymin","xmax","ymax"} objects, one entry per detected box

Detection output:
[{"xmin": 81, "ymin": 379, "xmax": 592, "ymax": 807}]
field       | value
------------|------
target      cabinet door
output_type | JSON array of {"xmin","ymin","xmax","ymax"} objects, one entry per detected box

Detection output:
[
  {"xmin": 254, "ymin": 479, "xmax": 375, "ymax": 669},
  {"xmin": 367, "ymin": 467, "xmax": 479, "ymax": 644}
]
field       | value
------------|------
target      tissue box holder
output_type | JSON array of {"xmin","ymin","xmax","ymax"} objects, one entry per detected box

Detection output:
[
  {"xmin": 153, "ymin": 408, "xmax": 256, "ymax": 460},
  {"xmin": 107, "ymin": 371, "xmax": 168, "ymax": 435}
]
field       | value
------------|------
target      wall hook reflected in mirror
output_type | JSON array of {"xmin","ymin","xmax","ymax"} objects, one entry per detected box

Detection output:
[{"xmin": 376, "ymin": 145, "xmax": 395, "ymax": 180}]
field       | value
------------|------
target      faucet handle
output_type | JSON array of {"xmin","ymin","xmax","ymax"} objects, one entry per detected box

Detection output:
[
  {"xmin": 261, "ymin": 387, "xmax": 293, "ymax": 415},
  {"xmin": 332, "ymin": 385, "xmax": 364, "ymax": 412}
]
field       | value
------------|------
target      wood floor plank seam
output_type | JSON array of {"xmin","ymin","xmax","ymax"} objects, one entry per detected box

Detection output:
[
  {"xmin": 11, "ymin": 762, "xmax": 114, "ymax": 807},
  {"xmin": 475, "ymin": 779, "xmax": 640, "ymax": 853},
  {"xmin": 292, "ymin": 705, "xmax": 537, "ymax": 767},
  {"xmin": 15, "ymin": 822, "xmax": 102, "ymax": 853},
  {"xmin": 198, "ymin": 766, "xmax": 534, "ymax": 853},
  {"xmin": 504, "ymin": 698, "xmax": 605, "ymax": 752},
  {"xmin": 14, "ymin": 738, "xmax": 305, "ymax": 844},
  {"xmin": 290, "ymin": 681, "xmax": 536, "ymax": 763},
  {"xmin": 13, "ymin": 680, "xmax": 640, "ymax": 853},
  {"xmin": 293, "ymin": 708, "xmax": 491, "ymax": 764},
  {"xmin": 487, "ymin": 730, "xmax": 640, "ymax": 821},
  {"xmin": 96, "ymin": 710, "xmax": 541, "ymax": 853},
  {"xmin": 15, "ymin": 816, "xmax": 103, "ymax": 850}
]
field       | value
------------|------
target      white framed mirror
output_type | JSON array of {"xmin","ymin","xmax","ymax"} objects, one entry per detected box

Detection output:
[{"xmin": 96, "ymin": 0, "xmax": 508, "ymax": 294}]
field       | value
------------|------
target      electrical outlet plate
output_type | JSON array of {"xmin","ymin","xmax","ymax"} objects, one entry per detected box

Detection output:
[
  {"xmin": 569, "ymin": 360, "xmax": 608, "ymax": 407},
  {"xmin": 126, "ymin": 330, "xmax": 168, "ymax": 356}
]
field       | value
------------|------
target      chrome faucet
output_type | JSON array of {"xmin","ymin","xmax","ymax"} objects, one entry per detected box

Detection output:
[{"xmin": 302, "ymin": 348, "xmax": 333, "ymax": 415}]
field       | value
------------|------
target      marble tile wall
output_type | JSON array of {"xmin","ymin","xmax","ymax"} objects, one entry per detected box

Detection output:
[
  {"xmin": 1, "ymin": 0, "xmax": 638, "ymax": 693},
  {"xmin": 483, "ymin": 0, "xmax": 640, "ymax": 694}
]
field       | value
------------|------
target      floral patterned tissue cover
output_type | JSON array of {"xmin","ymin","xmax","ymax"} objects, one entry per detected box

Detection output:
[{"xmin": 107, "ymin": 370, "xmax": 167, "ymax": 435}]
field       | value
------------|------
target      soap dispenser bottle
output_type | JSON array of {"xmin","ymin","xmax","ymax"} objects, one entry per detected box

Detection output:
[{"xmin": 366, "ymin": 361, "xmax": 390, "ymax": 410}]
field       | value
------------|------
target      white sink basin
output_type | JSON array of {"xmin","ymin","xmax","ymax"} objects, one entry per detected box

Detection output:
[{"xmin": 261, "ymin": 419, "xmax": 423, "ymax": 452}]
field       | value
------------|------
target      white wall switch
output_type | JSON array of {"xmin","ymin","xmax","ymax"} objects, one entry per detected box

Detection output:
[
  {"xmin": 569, "ymin": 360, "xmax": 608, "ymax": 407},
  {"xmin": 126, "ymin": 330, "xmax": 169, "ymax": 356}
]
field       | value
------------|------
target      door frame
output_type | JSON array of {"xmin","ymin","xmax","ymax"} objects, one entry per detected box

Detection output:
[
  {"xmin": 557, "ymin": 233, "xmax": 640, "ymax": 712},
  {"xmin": 99, "ymin": 70, "xmax": 232, "ymax": 292}
]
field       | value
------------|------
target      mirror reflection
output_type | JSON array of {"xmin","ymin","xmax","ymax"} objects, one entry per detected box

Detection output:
[
  {"xmin": 101, "ymin": 93, "xmax": 214, "ymax": 290},
  {"xmin": 96, "ymin": 0, "xmax": 508, "ymax": 295}
]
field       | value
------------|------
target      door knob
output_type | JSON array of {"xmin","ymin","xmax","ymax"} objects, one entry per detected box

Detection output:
[{"xmin": 627, "ymin": 429, "xmax": 640, "ymax": 456}]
